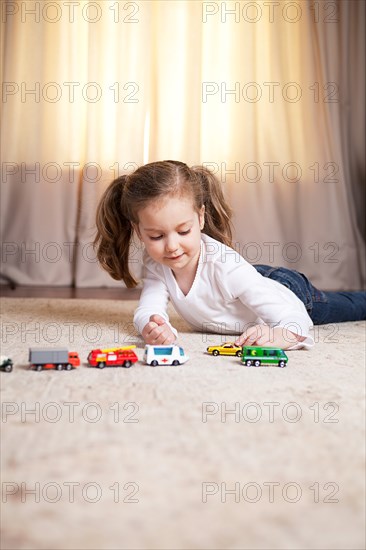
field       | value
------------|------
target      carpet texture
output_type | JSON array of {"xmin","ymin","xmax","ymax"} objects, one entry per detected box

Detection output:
[{"xmin": 1, "ymin": 298, "xmax": 365, "ymax": 550}]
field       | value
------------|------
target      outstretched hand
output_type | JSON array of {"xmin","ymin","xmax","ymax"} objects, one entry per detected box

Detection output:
[
  {"xmin": 234, "ymin": 324, "xmax": 305, "ymax": 350},
  {"xmin": 142, "ymin": 314, "xmax": 176, "ymax": 345}
]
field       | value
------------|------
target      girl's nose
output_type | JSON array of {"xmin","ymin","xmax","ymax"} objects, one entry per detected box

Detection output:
[{"xmin": 165, "ymin": 236, "xmax": 179, "ymax": 253}]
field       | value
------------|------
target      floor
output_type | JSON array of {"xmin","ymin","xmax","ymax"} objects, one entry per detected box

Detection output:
[
  {"xmin": 1, "ymin": 296, "xmax": 365, "ymax": 549},
  {"xmin": 0, "ymin": 286, "xmax": 141, "ymax": 300}
]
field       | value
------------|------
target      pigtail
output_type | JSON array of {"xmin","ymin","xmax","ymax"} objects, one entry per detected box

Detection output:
[
  {"xmin": 94, "ymin": 175, "xmax": 138, "ymax": 288},
  {"xmin": 190, "ymin": 165, "xmax": 233, "ymax": 248}
]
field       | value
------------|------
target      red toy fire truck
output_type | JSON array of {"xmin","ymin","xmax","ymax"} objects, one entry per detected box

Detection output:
[{"xmin": 87, "ymin": 346, "xmax": 138, "ymax": 369}]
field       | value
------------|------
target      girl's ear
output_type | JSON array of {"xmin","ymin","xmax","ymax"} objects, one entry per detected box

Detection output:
[{"xmin": 199, "ymin": 205, "xmax": 205, "ymax": 230}]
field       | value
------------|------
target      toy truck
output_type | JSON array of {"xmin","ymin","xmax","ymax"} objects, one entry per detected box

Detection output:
[
  {"xmin": 0, "ymin": 356, "xmax": 13, "ymax": 372},
  {"xmin": 87, "ymin": 346, "xmax": 138, "ymax": 369},
  {"xmin": 29, "ymin": 348, "xmax": 80, "ymax": 371},
  {"xmin": 242, "ymin": 346, "xmax": 288, "ymax": 368}
]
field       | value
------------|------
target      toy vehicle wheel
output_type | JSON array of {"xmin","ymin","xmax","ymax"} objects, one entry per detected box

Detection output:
[
  {"xmin": 172, "ymin": 360, "xmax": 180, "ymax": 366},
  {"xmin": 245, "ymin": 360, "xmax": 252, "ymax": 366},
  {"xmin": 236, "ymin": 350, "xmax": 241, "ymax": 357},
  {"xmin": 150, "ymin": 360, "xmax": 158, "ymax": 366},
  {"xmin": 65, "ymin": 364, "xmax": 72, "ymax": 370},
  {"xmin": 212, "ymin": 350, "xmax": 219, "ymax": 356},
  {"xmin": 278, "ymin": 360, "xmax": 286, "ymax": 368},
  {"xmin": 4, "ymin": 364, "xmax": 12, "ymax": 372},
  {"xmin": 35, "ymin": 365, "xmax": 43, "ymax": 371},
  {"xmin": 254, "ymin": 360, "xmax": 261, "ymax": 367},
  {"xmin": 124, "ymin": 360, "xmax": 132, "ymax": 368},
  {"xmin": 56, "ymin": 364, "xmax": 63, "ymax": 371},
  {"xmin": 98, "ymin": 362, "xmax": 106, "ymax": 369}
]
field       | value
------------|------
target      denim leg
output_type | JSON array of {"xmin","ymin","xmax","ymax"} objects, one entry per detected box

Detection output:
[
  {"xmin": 311, "ymin": 291, "xmax": 366, "ymax": 324},
  {"xmin": 254, "ymin": 265, "xmax": 321, "ymax": 311},
  {"xmin": 254, "ymin": 265, "xmax": 366, "ymax": 324}
]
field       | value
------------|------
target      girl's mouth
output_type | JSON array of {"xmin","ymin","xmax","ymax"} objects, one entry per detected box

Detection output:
[{"xmin": 166, "ymin": 253, "xmax": 184, "ymax": 261}]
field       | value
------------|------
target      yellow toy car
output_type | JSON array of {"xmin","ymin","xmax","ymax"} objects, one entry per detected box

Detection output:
[{"xmin": 206, "ymin": 342, "xmax": 242, "ymax": 357}]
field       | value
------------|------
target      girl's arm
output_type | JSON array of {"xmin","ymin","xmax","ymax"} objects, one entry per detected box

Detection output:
[
  {"xmin": 235, "ymin": 324, "xmax": 306, "ymax": 350},
  {"xmin": 217, "ymin": 258, "xmax": 314, "ymax": 349},
  {"xmin": 133, "ymin": 263, "xmax": 178, "ymax": 343}
]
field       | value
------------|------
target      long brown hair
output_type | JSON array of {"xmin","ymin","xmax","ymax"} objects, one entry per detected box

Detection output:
[{"xmin": 94, "ymin": 160, "xmax": 233, "ymax": 287}]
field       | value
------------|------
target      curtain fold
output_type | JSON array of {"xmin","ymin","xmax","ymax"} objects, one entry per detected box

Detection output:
[{"xmin": 1, "ymin": 0, "xmax": 365, "ymax": 290}]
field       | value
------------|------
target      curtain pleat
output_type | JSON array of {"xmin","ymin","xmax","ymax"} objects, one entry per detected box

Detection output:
[{"xmin": 1, "ymin": 0, "xmax": 364, "ymax": 290}]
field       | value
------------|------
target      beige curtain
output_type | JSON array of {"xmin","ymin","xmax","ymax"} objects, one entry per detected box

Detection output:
[{"xmin": 1, "ymin": 0, "xmax": 365, "ymax": 290}]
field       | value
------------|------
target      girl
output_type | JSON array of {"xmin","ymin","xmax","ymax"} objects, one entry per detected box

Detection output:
[{"xmin": 94, "ymin": 160, "xmax": 366, "ymax": 350}]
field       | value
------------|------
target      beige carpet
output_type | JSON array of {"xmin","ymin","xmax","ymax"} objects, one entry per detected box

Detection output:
[{"xmin": 1, "ymin": 297, "xmax": 365, "ymax": 550}]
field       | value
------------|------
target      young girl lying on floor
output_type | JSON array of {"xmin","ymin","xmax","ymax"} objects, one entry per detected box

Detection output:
[{"xmin": 94, "ymin": 161, "xmax": 366, "ymax": 350}]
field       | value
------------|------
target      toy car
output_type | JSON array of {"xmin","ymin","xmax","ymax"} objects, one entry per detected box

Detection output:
[
  {"xmin": 87, "ymin": 346, "xmax": 138, "ymax": 368},
  {"xmin": 29, "ymin": 348, "xmax": 81, "ymax": 371},
  {"xmin": 0, "ymin": 356, "xmax": 13, "ymax": 372},
  {"xmin": 206, "ymin": 342, "xmax": 242, "ymax": 356},
  {"xmin": 242, "ymin": 346, "xmax": 288, "ymax": 368},
  {"xmin": 144, "ymin": 345, "xmax": 189, "ymax": 366}
]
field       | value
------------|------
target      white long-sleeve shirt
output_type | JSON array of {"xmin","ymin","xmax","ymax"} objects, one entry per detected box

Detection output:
[{"xmin": 133, "ymin": 234, "xmax": 314, "ymax": 349}]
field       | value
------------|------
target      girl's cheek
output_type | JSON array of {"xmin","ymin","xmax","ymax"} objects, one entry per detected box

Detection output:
[{"xmin": 148, "ymin": 241, "xmax": 162, "ymax": 254}]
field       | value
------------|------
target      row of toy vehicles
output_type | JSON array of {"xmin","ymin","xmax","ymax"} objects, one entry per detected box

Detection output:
[
  {"xmin": 1, "ymin": 343, "xmax": 288, "ymax": 372},
  {"xmin": 0, "ymin": 345, "xmax": 189, "ymax": 372},
  {"xmin": 26, "ymin": 346, "xmax": 140, "ymax": 370}
]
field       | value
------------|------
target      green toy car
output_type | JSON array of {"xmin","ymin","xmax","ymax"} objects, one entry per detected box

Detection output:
[{"xmin": 242, "ymin": 346, "xmax": 288, "ymax": 368}]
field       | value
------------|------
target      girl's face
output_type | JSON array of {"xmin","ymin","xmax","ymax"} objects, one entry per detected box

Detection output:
[{"xmin": 134, "ymin": 194, "xmax": 205, "ymax": 275}]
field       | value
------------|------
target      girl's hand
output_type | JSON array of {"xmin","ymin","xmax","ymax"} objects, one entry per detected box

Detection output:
[
  {"xmin": 235, "ymin": 324, "xmax": 304, "ymax": 350},
  {"xmin": 142, "ymin": 314, "xmax": 176, "ymax": 345}
]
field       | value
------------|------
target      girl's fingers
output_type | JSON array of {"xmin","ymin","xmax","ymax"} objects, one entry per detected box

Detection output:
[
  {"xmin": 149, "ymin": 324, "xmax": 175, "ymax": 345},
  {"xmin": 236, "ymin": 325, "xmax": 264, "ymax": 346},
  {"xmin": 255, "ymin": 335, "xmax": 271, "ymax": 346},
  {"xmin": 158, "ymin": 332, "xmax": 175, "ymax": 345},
  {"xmin": 150, "ymin": 327, "xmax": 164, "ymax": 342},
  {"xmin": 235, "ymin": 328, "xmax": 253, "ymax": 346},
  {"xmin": 149, "ymin": 314, "xmax": 166, "ymax": 326},
  {"xmin": 142, "ymin": 324, "xmax": 157, "ymax": 341}
]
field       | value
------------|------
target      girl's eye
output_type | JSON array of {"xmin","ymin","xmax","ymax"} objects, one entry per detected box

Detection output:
[{"xmin": 149, "ymin": 229, "xmax": 191, "ymax": 240}]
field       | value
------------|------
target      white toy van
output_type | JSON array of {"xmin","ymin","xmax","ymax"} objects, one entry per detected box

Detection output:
[{"xmin": 144, "ymin": 345, "xmax": 189, "ymax": 366}]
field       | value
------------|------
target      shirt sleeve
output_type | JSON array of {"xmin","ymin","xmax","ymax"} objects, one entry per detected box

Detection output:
[
  {"xmin": 133, "ymin": 256, "xmax": 178, "ymax": 338},
  {"xmin": 216, "ymin": 258, "xmax": 314, "ymax": 349}
]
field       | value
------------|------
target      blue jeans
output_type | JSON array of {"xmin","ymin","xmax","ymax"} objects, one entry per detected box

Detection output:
[{"xmin": 254, "ymin": 265, "xmax": 366, "ymax": 324}]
